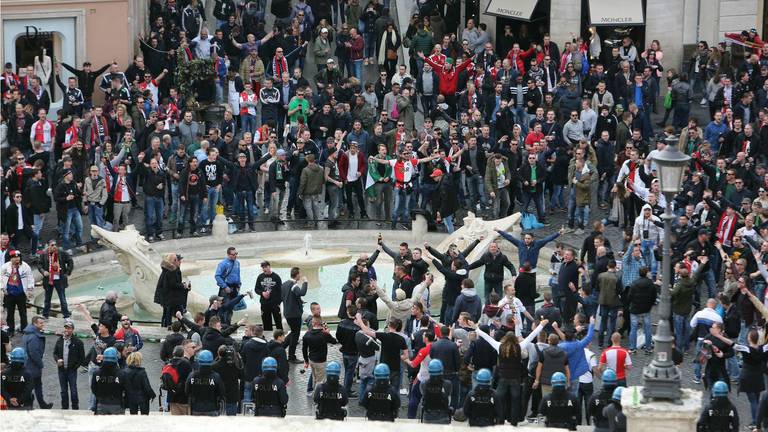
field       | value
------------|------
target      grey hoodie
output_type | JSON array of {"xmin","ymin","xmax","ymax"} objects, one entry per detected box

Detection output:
[{"xmin": 452, "ymin": 288, "xmax": 482, "ymax": 323}]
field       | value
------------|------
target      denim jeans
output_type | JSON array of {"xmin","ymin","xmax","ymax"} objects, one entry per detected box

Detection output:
[
  {"xmin": 575, "ymin": 205, "xmax": 590, "ymax": 228},
  {"xmin": 327, "ymin": 184, "xmax": 342, "ymax": 220},
  {"xmin": 407, "ymin": 379, "xmax": 422, "ymax": 419},
  {"xmin": 234, "ymin": 190, "xmax": 256, "ymax": 225},
  {"xmin": 241, "ymin": 113, "xmax": 257, "ymax": 134},
  {"xmin": 629, "ymin": 312, "xmax": 652, "ymax": 350},
  {"xmin": 727, "ymin": 354, "xmax": 740, "ymax": 381},
  {"xmin": 521, "ymin": 191, "xmax": 545, "ymax": 221},
  {"xmin": 364, "ymin": 33, "xmax": 376, "ymax": 58},
  {"xmin": 32, "ymin": 213, "xmax": 45, "ymax": 243},
  {"xmin": 392, "ymin": 188, "xmax": 410, "ymax": 227},
  {"xmin": 442, "ymin": 214, "xmax": 455, "ymax": 233},
  {"xmin": 598, "ymin": 171, "xmax": 614, "ymax": 204},
  {"xmin": 342, "ymin": 354, "xmax": 359, "ymax": 395},
  {"xmin": 144, "ymin": 196, "xmax": 164, "ymax": 237},
  {"xmin": 178, "ymin": 195, "xmax": 201, "ymax": 234},
  {"xmin": 170, "ymin": 182, "xmax": 180, "ymax": 221},
  {"xmin": 598, "ymin": 305, "xmax": 619, "ymax": 345},
  {"xmin": 58, "ymin": 368, "xmax": 79, "ymax": 409},
  {"xmin": 514, "ymin": 107, "xmax": 529, "ymax": 134},
  {"xmin": 243, "ymin": 379, "xmax": 253, "ymax": 403},
  {"xmin": 494, "ymin": 378, "xmax": 522, "ymax": 425},
  {"xmin": 748, "ymin": 392, "xmax": 761, "ymax": 423},
  {"xmin": 693, "ymin": 339, "xmax": 704, "ymax": 380},
  {"xmin": 202, "ymin": 186, "xmax": 221, "ymax": 225},
  {"xmin": 673, "ymin": 313, "xmax": 690, "ymax": 352},
  {"xmin": 640, "ymin": 239, "xmax": 658, "ymax": 276},
  {"xmin": 550, "ymin": 184, "xmax": 566, "ymax": 209},
  {"xmin": 352, "ymin": 59, "xmax": 363, "ymax": 81},
  {"xmin": 419, "ymin": 182, "xmax": 437, "ymax": 209},
  {"xmin": 86, "ymin": 201, "xmax": 105, "ymax": 229},
  {"xmin": 303, "ymin": 195, "xmax": 324, "ymax": 223},
  {"xmin": 359, "ymin": 376, "xmax": 374, "ymax": 402},
  {"xmin": 466, "ymin": 174, "xmax": 488, "ymax": 207},
  {"xmin": 43, "ymin": 279, "xmax": 70, "ymax": 318},
  {"xmin": 63, "ymin": 207, "xmax": 83, "ymax": 249}
]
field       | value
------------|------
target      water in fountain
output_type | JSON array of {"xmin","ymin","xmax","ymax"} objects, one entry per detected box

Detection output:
[{"xmin": 303, "ymin": 233, "xmax": 312, "ymax": 257}]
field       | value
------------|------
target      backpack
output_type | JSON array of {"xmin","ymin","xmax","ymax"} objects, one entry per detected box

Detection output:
[{"xmin": 161, "ymin": 363, "xmax": 180, "ymax": 393}]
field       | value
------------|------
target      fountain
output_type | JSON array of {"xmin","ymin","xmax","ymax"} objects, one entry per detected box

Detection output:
[{"xmin": 259, "ymin": 232, "xmax": 352, "ymax": 287}]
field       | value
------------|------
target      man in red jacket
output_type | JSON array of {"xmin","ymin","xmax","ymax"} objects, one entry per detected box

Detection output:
[
  {"xmin": 419, "ymin": 53, "xmax": 473, "ymax": 108},
  {"xmin": 337, "ymin": 141, "xmax": 369, "ymax": 219}
]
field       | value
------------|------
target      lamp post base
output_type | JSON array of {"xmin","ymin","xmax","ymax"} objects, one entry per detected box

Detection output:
[{"xmin": 642, "ymin": 319, "xmax": 682, "ymax": 403}]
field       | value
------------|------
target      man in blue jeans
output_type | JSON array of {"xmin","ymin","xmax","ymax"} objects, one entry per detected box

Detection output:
[
  {"xmin": 53, "ymin": 319, "xmax": 85, "ymax": 409},
  {"xmin": 53, "ymin": 170, "xmax": 84, "ymax": 250},
  {"xmin": 198, "ymin": 148, "xmax": 226, "ymax": 232},
  {"xmin": 137, "ymin": 155, "xmax": 167, "ymax": 241},
  {"xmin": 627, "ymin": 267, "xmax": 655, "ymax": 354}
]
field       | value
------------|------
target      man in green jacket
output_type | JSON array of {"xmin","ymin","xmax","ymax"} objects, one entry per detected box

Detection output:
[
  {"xmin": 299, "ymin": 154, "xmax": 326, "ymax": 227},
  {"xmin": 366, "ymin": 144, "xmax": 393, "ymax": 223},
  {"xmin": 671, "ymin": 255, "xmax": 708, "ymax": 353}
]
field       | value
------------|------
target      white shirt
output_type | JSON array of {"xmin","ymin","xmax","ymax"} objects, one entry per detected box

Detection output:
[
  {"xmin": 16, "ymin": 205, "xmax": 24, "ymax": 230},
  {"xmin": 346, "ymin": 152, "xmax": 359, "ymax": 182},
  {"xmin": 497, "ymin": 296, "xmax": 526, "ymax": 335},
  {"xmin": 579, "ymin": 348, "xmax": 598, "ymax": 384}
]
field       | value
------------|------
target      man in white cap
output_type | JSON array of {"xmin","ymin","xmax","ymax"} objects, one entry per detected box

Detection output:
[{"xmin": 313, "ymin": 27, "xmax": 332, "ymax": 73}]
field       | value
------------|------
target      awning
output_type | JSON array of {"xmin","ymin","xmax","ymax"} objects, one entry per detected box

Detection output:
[
  {"xmin": 484, "ymin": 0, "xmax": 539, "ymax": 21},
  {"xmin": 589, "ymin": 0, "xmax": 645, "ymax": 26}
]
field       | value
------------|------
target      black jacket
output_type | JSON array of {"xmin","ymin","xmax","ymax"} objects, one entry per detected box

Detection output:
[
  {"xmin": 201, "ymin": 325, "xmax": 239, "ymax": 354},
  {"xmin": 302, "ymin": 328, "xmax": 337, "ymax": 363},
  {"xmin": 136, "ymin": 163, "xmax": 167, "ymax": 198},
  {"xmin": 467, "ymin": 251, "xmax": 517, "ymax": 283},
  {"xmin": 335, "ymin": 318, "xmax": 360, "ymax": 356},
  {"xmin": 517, "ymin": 162, "xmax": 547, "ymax": 193},
  {"xmin": 267, "ymin": 340, "xmax": 289, "ymax": 383},
  {"xmin": 122, "ymin": 366, "xmax": 156, "ymax": 405},
  {"xmin": 53, "ymin": 336, "xmax": 86, "ymax": 371},
  {"xmin": 36, "ymin": 247, "xmax": 74, "ymax": 287},
  {"xmin": 627, "ymin": 276, "xmax": 656, "ymax": 314},
  {"xmin": 4, "ymin": 202, "xmax": 33, "ymax": 239},
  {"xmin": 241, "ymin": 336, "xmax": 269, "ymax": 381},
  {"xmin": 154, "ymin": 262, "xmax": 187, "ymax": 307}
]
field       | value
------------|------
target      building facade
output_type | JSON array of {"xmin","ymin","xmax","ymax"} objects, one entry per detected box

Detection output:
[
  {"xmin": 477, "ymin": 0, "xmax": 765, "ymax": 75},
  {"xmin": 0, "ymin": 0, "xmax": 146, "ymax": 111}
]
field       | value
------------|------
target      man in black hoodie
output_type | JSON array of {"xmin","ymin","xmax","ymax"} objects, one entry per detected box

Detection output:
[
  {"xmin": 241, "ymin": 324, "xmax": 269, "ymax": 403},
  {"xmin": 267, "ymin": 330, "xmax": 290, "ymax": 383},
  {"xmin": 335, "ymin": 305, "xmax": 361, "ymax": 396},
  {"xmin": 431, "ymin": 257, "xmax": 468, "ymax": 325},
  {"xmin": 200, "ymin": 316, "xmax": 246, "ymax": 354},
  {"xmin": 467, "ymin": 241, "xmax": 517, "ymax": 300},
  {"xmin": 255, "ymin": 261, "xmax": 283, "ymax": 331},
  {"xmin": 303, "ymin": 316, "xmax": 338, "ymax": 393}
]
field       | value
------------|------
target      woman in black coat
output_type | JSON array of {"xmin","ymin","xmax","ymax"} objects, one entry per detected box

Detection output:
[
  {"xmin": 121, "ymin": 352, "xmax": 156, "ymax": 415},
  {"xmin": 154, "ymin": 253, "xmax": 189, "ymax": 327}
]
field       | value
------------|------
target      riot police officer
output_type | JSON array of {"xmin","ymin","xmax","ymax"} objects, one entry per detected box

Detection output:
[
  {"xmin": 539, "ymin": 372, "xmax": 579, "ymax": 430},
  {"xmin": 361, "ymin": 363, "xmax": 401, "ymax": 422},
  {"xmin": 314, "ymin": 361, "xmax": 348, "ymax": 420},
  {"xmin": 185, "ymin": 349, "xmax": 225, "ymax": 416},
  {"xmin": 589, "ymin": 368, "xmax": 618, "ymax": 431},
  {"xmin": 603, "ymin": 387, "xmax": 627, "ymax": 432},
  {"xmin": 463, "ymin": 368, "xmax": 496, "ymax": 427},
  {"xmin": 1, "ymin": 348, "xmax": 34, "ymax": 410},
  {"xmin": 697, "ymin": 381, "xmax": 739, "ymax": 432},
  {"xmin": 253, "ymin": 356, "xmax": 289, "ymax": 417},
  {"xmin": 420, "ymin": 359, "xmax": 452, "ymax": 424},
  {"xmin": 91, "ymin": 347, "xmax": 125, "ymax": 415}
]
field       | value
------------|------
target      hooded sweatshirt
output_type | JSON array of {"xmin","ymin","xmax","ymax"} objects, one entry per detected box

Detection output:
[{"xmin": 452, "ymin": 288, "xmax": 482, "ymax": 322}]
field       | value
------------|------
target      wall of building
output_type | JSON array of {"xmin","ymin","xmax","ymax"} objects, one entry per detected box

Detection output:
[{"xmin": 1, "ymin": 0, "xmax": 136, "ymax": 67}]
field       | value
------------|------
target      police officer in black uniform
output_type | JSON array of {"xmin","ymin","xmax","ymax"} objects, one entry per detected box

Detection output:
[
  {"xmin": 697, "ymin": 381, "xmax": 739, "ymax": 432},
  {"xmin": 1, "ymin": 348, "xmax": 34, "ymax": 410},
  {"xmin": 361, "ymin": 363, "xmax": 401, "ymax": 422},
  {"xmin": 91, "ymin": 347, "xmax": 125, "ymax": 414},
  {"xmin": 464, "ymin": 368, "xmax": 496, "ymax": 427},
  {"xmin": 420, "ymin": 359, "xmax": 453, "ymax": 424},
  {"xmin": 313, "ymin": 360, "xmax": 348, "ymax": 420},
  {"xmin": 539, "ymin": 372, "xmax": 579, "ymax": 430},
  {"xmin": 185, "ymin": 349, "xmax": 225, "ymax": 416},
  {"xmin": 589, "ymin": 368, "xmax": 618, "ymax": 431},
  {"xmin": 253, "ymin": 356, "xmax": 289, "ymax": 417}
]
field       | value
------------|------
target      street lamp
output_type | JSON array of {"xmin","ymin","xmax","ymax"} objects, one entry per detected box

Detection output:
[{"xmin": 642, "ymin": 137, "xmax": 690, "ymax": 403}]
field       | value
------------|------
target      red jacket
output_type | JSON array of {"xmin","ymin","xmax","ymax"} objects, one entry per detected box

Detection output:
[
  {"xmin": 423, "ymin": 57, "xmax": 473, "ymax": 97},
  {"xmin": 337, "ymin": 150, "xmax": 366, "ymax": 183},
  {"xmin": 505, "ymin": 46, "xmax": 536, "ymax": 74}
]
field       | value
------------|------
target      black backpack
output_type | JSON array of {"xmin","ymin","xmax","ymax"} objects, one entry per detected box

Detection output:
[{"xmin": 723, "ymin": 307, "xmax": 740, "ymax": 339}]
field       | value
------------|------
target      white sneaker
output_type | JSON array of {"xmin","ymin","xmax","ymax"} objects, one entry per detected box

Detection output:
[
  {"xmin": 700, "ymin": 98, "xmax": 707, "ymax": 105},
  {"xmin": 399, "ymin": 388, "xmax": 408, "ymax": 395}
]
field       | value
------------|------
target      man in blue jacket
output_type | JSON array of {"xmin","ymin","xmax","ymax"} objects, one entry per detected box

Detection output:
[
  {"xmin": 495, "ymin": 227, "xmax": 564, "ymax": 270},
  {"xmin": 215, "ymin": 247, "xmax": 242, "ymax": 324},
  {"xmin": 557, "ymin": 316, "xmax": 595, "ymax": 398},
  {"xmin": 23, "ymin": 316, "xmax": 53, "ymax": 408}
]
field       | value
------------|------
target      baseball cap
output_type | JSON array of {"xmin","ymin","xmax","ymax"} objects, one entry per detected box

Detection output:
[
  {"xmin": 326, "ymin": 58, "xmax": 335, "ymax": 63},
  {"xmin": 430, "ymin": 169, "xmax": 444, "ymax": 178},
  {"xmin": 63, "ymin": 319, "xmax": 75, "ymax": 329},
  {"xmin": 276, "ymin": 149, "xmax": 286, "ymax": 157},
  {"xmin": 321, "ymin": 28, "xmax": 329, "ymax": 33},
  {"xmin": 9, "ymin": 250, "xmax": 21, "ymax": 258}
]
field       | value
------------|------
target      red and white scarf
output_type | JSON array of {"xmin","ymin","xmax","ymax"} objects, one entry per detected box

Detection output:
[
  {"xmin": 717, "ymin": 212, "xmax": 738, "ymax": 247},
  {"xmin": 48, "ymin": 250, "xmax": 59, "ymax": 285}
]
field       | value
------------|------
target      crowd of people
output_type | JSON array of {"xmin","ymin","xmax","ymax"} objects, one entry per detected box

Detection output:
[{"xmin": 2, "ymin": 0, "xmax": 768, "ymax": 428}]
